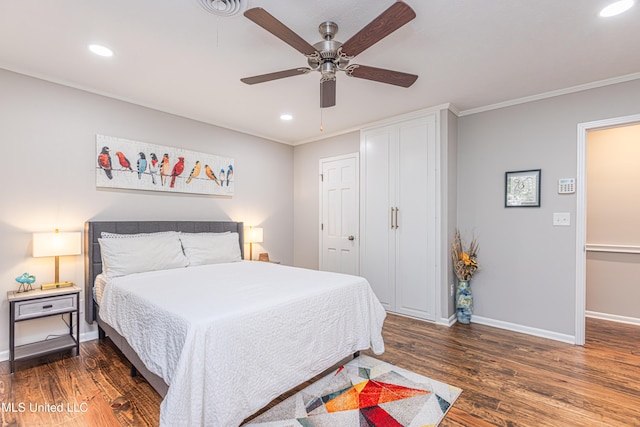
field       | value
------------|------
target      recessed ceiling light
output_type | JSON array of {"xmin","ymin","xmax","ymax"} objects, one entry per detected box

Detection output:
[
  {"xmin": 599, "ymin": 0, "xmax": 634, "ymax": 17},
  {"xmin": 280, "ymin": 114, "xmax": 293, "ymax": 121},
  {"xmin": 89, "ymin": 44, "xmax": 114, "ymax": 57}
]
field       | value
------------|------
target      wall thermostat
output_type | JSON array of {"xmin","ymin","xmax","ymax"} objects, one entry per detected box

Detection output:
[{"xmin": 558, "ymin": 178, "xmax": 575, "ymax": 194}]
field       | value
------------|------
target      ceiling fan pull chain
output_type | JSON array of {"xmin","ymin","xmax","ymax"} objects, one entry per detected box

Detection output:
[{"xmin": 320, "ymin": 108, "xmax": 324, "ymax": 132}]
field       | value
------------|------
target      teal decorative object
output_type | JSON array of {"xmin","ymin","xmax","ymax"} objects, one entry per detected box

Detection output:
[
  {"xmin": 455, "ymin": 280, "xmax": 473, "ymax": 324},
  {"xmin": 15, "ymin": 272, "xmax": 36, "ymax": 293}
]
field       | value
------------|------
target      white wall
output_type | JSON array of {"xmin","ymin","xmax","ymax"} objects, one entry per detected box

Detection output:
[
  {"xmin": 0, "ymin": 69, "xmax": 293, "ymax": 355},
  {"xmin": 292, "ymin": 131, "xmax": 360, "ymax": 269},
  {"xmin": 457, "ymin": 79, "xmax": 640, "ymax": 337}
]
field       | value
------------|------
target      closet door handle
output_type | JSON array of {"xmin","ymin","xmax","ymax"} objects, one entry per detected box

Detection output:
[
  {"xmin": 391, "ymin": 207, "xmax": 395, "ymax": 229},
  {"xmin": 395, "ymin": 207, "xmax": 399, "ymax": 229}
]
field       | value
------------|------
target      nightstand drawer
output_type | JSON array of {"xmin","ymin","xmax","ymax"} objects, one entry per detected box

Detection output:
[{"xmin": 14, "ymin": 295, "xmax": 77, "ymax": 320}]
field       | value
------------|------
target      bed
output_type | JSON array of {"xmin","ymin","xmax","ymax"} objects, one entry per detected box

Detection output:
[{"xmin": 84, "ymin": 220, "xmax": 386, "ymax": 427}]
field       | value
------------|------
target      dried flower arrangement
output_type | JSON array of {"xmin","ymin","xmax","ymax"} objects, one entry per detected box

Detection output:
[{"xmin": 451, "ymin": 229, "xmax": 479, "ymax": 281}]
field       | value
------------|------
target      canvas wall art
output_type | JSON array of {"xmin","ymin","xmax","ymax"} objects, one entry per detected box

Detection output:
[{"xmin": 96, "ymin": 134, "xmax": 234, "ymax": 196}]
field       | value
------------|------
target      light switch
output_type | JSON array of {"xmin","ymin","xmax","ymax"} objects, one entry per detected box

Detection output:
[{"xmin": 553, "ymin": 212, "xmax": 570, "ymax": 226}]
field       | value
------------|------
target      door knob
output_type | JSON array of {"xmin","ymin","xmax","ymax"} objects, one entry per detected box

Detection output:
[{"xmin": 348, "ymin": 235, "xmax": 355, "ymax": 241}]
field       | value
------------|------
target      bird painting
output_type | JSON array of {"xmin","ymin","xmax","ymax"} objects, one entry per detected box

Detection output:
[
  {"xmin": 186, "ymin": 161, "xmax": 201, "ymax": 184},
  {"xmin": 219, "ymin": 168, "xmax": 226, "ymax": 186},
  {"xmin": 148, "ymin": 153, "xmax": 159, "ymax": 185},
  {"xmin": 98, "ymin": 146, "xmax": 113, "ymax": 179},
  {"xmin": 160, "ymin": 153, "xmax": 170, "ymax": 186},
  {"xmin": 226, "ymin": 165, "xmax": 233, "ymax": 186},
  {"xmin": 170, "ymin": 157, "xmax": 185, "ymax": 188},
  {"xmin": 95, "ymin": 134, "xmax": 234, "ymax": 196},
  {"xmin": 137, "ymin": 152, "xmax": 147, "ymax": 180},
  {"xmin": 205, "ymin": 165, "xmax": 220, "ymax": 185},
  {"xmin": 115, "ymin": 151, "xmax": 133, "ymax": 172}
]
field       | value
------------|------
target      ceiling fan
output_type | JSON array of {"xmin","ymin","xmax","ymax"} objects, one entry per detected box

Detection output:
[{"xmin": 241, "ymin": 1, "xmax": 418, "ymax": 108}]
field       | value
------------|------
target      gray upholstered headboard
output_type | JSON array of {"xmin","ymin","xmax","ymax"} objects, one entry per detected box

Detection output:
[{"xmin": 84, "ymin": 220, "xmax": 244, "ymax": 324}]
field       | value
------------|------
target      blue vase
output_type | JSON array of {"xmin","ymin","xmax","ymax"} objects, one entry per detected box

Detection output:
[{"xmin": 456, "ymin": 280, "xmax": 473, "ymax": 324}]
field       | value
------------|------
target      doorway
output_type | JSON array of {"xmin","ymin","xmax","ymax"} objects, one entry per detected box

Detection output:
[
  {"xmin": 318, "ymin": 153, "xmax": 359, "ymax": 275},
  {"xmin": 576, "ymin": 113, "xmax": 640, "ymax": 345}
]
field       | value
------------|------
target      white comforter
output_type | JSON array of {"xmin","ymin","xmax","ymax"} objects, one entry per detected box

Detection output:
[{"xmin": 99, "ymin": 261, "xmax": 386, "ymax": 427}]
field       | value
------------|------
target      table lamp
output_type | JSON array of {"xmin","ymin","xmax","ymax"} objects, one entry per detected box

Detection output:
[
  {"xmin": 33, "ymin": 229, "xmax": 81, "ymax": 289},
  {"xmin": 244, "ymin": 226, "xmax": 263, "ymax": 261}
]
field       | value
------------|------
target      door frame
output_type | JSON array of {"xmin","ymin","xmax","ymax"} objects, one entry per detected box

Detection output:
[
  {"xmin": 318, "ymin": 153, "xmax": 360, "ymax": 273},
  {"xmin": 575, "ymin": 112, "xmax": 640, "ymax": 345}
]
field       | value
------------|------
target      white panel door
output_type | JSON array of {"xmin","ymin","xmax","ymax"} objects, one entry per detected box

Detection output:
[
  {"xmin": 395, "ymin": 115, "xmax": 436, "ymax": 320},
  {"xmin": 320, "ymin": 154, "xmax": 359, "ymax": 275},
  {"xmin": 360, "ymin": 128, "xmax": 396, "ymax": 310}
]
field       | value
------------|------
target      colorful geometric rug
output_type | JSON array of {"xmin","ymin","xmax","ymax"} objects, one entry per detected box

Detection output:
[{"xmin": 243, "ymin": 355, "xmax": 462, "ymax": 427}]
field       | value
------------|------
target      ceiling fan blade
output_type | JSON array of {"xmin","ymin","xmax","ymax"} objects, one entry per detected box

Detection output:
[
  {"xmin": 244, "ymin": 8, "xmax": 317, "ymax": 56},
  {"xmin": 241, "ymin": 68, "xmax": 311, "ymax": 85},
  {"xmin": 320, "ymin": 79, "xmax": 336, "ymax": 108},
  {"xmin": 348, "ymin": 65, "xmax": 418, "ymax": 88},
  {"xmin": 340, "ymin": 2, "xmax": 416, "ymax": 58}
]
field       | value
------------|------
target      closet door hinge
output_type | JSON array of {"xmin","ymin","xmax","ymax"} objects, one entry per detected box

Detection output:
[
  {"xmin": 321, "ymin": 223, "xmax": 324, "ymax": 230},
  {"xmin": 320, "ymin": 174, "xmax": 324, "ymax": 182}
]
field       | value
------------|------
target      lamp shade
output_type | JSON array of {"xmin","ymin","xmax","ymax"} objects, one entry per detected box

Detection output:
[
  {"xmin": 33, "ymin": 231, "xmax": 82, "ymax": 257},
  {"xmin": 244, "ymin": 227, "xmax": 263, "ymax": 244}
]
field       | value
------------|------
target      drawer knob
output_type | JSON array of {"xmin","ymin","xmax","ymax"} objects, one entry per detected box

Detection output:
[{"xmin": 43, "ymin": 304, "xmax": 53, "ymax": 309}]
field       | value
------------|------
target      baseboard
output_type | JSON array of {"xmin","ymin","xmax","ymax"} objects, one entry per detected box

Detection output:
[
  {"xmin": 471, "ymin": 315, "xmax": 576, "ymax": 344},
  {"xmin": 0, "ymin": 329, "xmax": 101, "ymax": 362},
  {"xmin": 438, "ymin": 314, "xmax": 457, "ymax": 327},
  {"xmin": 586, "ymin": 311, "xmax": 640, "ymax": 326},
  {"xmin": 81, "ymin": 330, "xmax": 100, "ymax": 342}
]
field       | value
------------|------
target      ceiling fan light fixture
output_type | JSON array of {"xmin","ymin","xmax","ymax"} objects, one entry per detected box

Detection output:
[
  {"xmin": 280, "ymin": 114, "xmax": 293, "ymax": 121},
  {"xmin": 599, "ymin": 0, "xmax": 634, "ymax": 17},
  {"xmin": 241, "ymin": 2, "xmax": 418, "ymax": 108},
  {"xmin": 320, "ymin": 62, "xmax": 337, "ymax": 80}
]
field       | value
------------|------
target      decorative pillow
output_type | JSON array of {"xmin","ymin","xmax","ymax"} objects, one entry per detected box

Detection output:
[
  {"xmin": 179, "ymin": 232, "xmax": 241, "ymax": 266},
  {"xmin": 98, "ymin": 233, "xmax": 189, "ymax": 277},
  {"xmin": 180, "ymin": 231, "xmax": 230, "ymax": 237},
  {"xmin": 101, "ymin": 231, "xmax": 179, "ymax": 239}
]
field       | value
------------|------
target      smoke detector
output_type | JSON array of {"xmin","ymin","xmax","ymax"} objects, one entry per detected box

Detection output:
[{"xmin": 197, "ymin": 0, "xmax": 246, "ymax": 17}]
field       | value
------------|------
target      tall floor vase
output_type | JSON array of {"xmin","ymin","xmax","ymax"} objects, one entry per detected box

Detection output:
[{"xmin": 455, "ymin": 280, "xmax": 473, "ymax": 324}]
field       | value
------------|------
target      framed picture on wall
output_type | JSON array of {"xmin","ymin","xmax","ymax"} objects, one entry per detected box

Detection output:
[
  {"xmin": 95, "ymin": 134, "xmax": 234, "ymax": 196},
  {"xmin": 505, "ymin": 169, "xmax": 541, "ymax": 207}
]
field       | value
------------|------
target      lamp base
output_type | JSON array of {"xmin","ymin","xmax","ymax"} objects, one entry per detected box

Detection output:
[{"xmin": 41, "ymin": 281, "xmax": 74, "ymax": 290}]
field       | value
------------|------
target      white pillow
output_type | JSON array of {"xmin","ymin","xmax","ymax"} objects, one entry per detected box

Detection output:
[
  {"xmin": 99, "ymin": 233, "xmax": 188, "ymax": 277},
  {"xmin": 101, "ymin": 231, "xmax": 179, "ymax": 239},
  {"xmin": 180, "ymin": 231, "xmax": 229, "ymax": 237},
  {"xmin": 179, "ymin": 232, "xmax": 241, "ymax": 266}
]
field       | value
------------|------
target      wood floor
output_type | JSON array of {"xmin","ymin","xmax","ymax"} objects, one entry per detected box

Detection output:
[{"xmin": 1, "ymin": 315, "xmax": 638, "ymax": 426}]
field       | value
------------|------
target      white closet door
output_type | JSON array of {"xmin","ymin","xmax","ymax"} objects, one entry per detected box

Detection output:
[
  {"xmin": 360, "ymin": 128, "xmax": 395, "ymax": 310},
  {"xmin": 394, "ymin": 116, "xmax": 436, "ymax": 320}
]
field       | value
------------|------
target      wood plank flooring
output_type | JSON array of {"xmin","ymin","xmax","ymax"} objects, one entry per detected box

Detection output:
[{"xmin": 0, "ymin": 315, "xmax": 638, "ymax": 426}]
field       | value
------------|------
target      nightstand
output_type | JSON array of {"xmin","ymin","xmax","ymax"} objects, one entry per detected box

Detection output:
[{"xmin": 7, "ymin": 285, "xmax": 81, "ymax": 373}]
